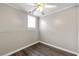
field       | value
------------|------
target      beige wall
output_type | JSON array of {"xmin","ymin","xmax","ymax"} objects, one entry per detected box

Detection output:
[
  {"xmin": 0, "ymin": 4, "xmax": 39, "ymax": 55},
  {"xmin": 78, "ymin": 6, "xmax": 79, "ymax": 53},
  {"xmin": 40, "ymin": 6, "xmax": 77, "ymax": 52}
]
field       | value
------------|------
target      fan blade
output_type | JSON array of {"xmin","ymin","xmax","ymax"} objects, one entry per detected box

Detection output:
[
  {"xmin": 45, "ymin": 5, "xmax": 56, "ymax": 8},
  {"xmin": 29, "ymin": 7, "xmax": 37, "ymax": 14},
  {"xmin": 27, "ymin": 3, "xmax": 35, "ymax": 6},
  {"xmin": 42, "ymin": 12, "xmax": 45, "ymax": 15}
]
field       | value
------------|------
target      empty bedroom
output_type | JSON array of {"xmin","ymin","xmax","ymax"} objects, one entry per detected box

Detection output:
[{"xmin": 0, "ymin": 3, "xmax": 79, "ymax": 56}]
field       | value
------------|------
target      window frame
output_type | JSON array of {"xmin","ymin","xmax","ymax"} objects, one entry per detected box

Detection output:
[{"xmin": 27, "ymin": 15, "xmax": 38, "ymax": 30}]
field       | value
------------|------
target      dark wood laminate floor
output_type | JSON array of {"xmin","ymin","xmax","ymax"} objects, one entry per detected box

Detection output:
[{"xmin": 11, "ymin": 43, "xmax": 76, "ymax": 56}]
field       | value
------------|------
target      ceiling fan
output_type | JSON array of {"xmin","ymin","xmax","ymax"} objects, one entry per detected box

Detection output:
[{"xmin": 28, "ymin": 3, "xmax": 56, "ymax": 15}]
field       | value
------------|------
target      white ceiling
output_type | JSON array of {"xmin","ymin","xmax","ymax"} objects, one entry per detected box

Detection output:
[{"xmin": 6, "ymin": 3, "xmax": 78, "ymax": 17}]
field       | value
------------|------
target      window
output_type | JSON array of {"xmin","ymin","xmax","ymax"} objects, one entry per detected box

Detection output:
[{"xmin": 27, "ymin": 15, "xmax": 36, "ymax": 29}]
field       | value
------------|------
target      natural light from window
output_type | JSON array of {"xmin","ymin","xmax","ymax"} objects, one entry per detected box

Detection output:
[{"xmin": 28, "ymin": 15, "xmax": 36, "ymax": 29}]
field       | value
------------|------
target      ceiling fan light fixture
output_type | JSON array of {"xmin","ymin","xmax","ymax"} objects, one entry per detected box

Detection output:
[
  {"xmin": 28, "ymin": 3, "xmax": 57, "ymax": 15},
  {"xmin": 36, "ymin": 6, "xmax": 44, "ymax": 12},
  {"xmin": 36, "ymin": 3, "xmax": 45, "ymax": 12}
]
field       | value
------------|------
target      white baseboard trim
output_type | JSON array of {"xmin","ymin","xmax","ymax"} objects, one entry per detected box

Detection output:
[
  {"xmin": 39, "ymin": 41, "xmax": 79, "ymax": 56},
  {"xmin": 3, "ymin": 41, "xmax": 40, "ymax": 56},
  {"xmin": 3, "ymin": 41, "xmax": 79, "ymax": 56}
]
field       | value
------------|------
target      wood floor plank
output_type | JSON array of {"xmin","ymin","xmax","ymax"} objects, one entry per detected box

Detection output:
[{"xmin": 11, "ymin": 43, "xmax": 77, "ymax": 56}]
